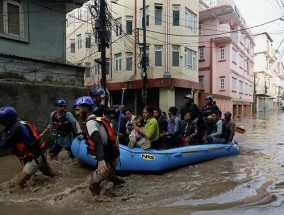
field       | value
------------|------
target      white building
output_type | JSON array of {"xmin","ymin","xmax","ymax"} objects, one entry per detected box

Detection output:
[{"xmin": 66, "ymin": 0, "xmax": 201, "ymax": 113}]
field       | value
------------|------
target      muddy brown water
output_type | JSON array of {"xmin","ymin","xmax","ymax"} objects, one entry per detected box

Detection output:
[{"xmin": 1, "ymin": 112, "xmax": 284, "ymax": 215}]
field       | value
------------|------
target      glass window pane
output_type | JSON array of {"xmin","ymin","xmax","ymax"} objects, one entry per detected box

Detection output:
[{"xmin": 8, "ymin": 3, "xmax": 20, "ymax": 35}]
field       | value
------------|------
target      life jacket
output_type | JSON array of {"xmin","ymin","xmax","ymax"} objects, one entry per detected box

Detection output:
[
  {"xmin": 51, "ymin": 111, "xmax": 73, "ymax": 135},
  {"xmin": 11, "ymin": 121, "xmax": 46, "ymax": 163},
  {"xmin": 82, "ymin": 117, "xmax": 118, "ymax": 158}
]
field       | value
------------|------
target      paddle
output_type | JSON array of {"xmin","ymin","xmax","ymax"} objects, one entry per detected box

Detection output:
[{"xmin": 235, "ymin": 126, "xmax": 246, "ymax": 134}]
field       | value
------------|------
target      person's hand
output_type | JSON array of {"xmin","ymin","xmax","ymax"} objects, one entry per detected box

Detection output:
[
  {"xmin": 97, "ymin": 160, "xmax": 108, "ymax": 175},
  {"xmin": 77, "ymin": 129, "xmax": 82, "ymax": 135}
]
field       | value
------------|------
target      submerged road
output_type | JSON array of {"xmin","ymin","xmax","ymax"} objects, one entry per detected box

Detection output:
[{"xmin": 1, "ymin": 111, "xmax": 284, "ymax": 215}]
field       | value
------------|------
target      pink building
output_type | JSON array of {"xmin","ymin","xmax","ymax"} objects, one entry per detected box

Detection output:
[{"xmin": 199, "ymin": 0, "xmax": 254, "ymax": 117}]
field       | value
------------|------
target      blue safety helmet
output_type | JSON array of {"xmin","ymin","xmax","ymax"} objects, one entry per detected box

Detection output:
[
  {"xmin": 92, "ymin": 87, "xmax": 105, "ymax": 97},
  {"xmin": 73, "ymin": 96, "xmax": 93, "ymax": 107},
  {"xmin": 54, "ymin": 98, "xmax": 67, "ymax": 107},
  {"xmin": 0, "ymin": 106, "xmax": 18, "ymax": 123}
]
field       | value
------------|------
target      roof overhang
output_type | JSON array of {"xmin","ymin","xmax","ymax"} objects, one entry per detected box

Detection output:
[
  {"xmin": 33, "ymin": 0, "xmax": 88, "ymax": 13},
  {"xmin": 200, "ymin": 5, "xmax": 241, "ymax": 26}
]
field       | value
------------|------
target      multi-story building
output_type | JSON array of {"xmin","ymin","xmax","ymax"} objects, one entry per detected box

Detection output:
[
  {"xmin": 199, "ymin": 0, "xmax": 254, "ymax": 117},
  {"xmin": 66, "ymin": 0, "xmax": 201, "ymax": 113},
  {"xmin": 254, "ymin": 32, "xmax": 284, "ymax": 112}
]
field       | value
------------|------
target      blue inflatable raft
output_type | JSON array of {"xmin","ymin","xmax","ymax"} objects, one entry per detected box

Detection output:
[{"xmin": 71, "ymin": 138, "xmax": 240, "ymax": 172}]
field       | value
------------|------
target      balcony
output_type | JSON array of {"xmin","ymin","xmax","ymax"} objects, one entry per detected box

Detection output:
[{"xmin": 214, "ymin": 24, "xmax": 232, "ymax": 43}]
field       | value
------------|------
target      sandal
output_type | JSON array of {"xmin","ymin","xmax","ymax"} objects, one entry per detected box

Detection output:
[{"xmin": 141, "ymin": 142, "xmax": 151, "ymax": 150}]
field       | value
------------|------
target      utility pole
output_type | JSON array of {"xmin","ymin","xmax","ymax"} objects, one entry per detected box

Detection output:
[
  {"xmin": 141, "ymin": 0, "xmax": 148, "ymax": 105},
  {"xmin": 99, "ymin": 0, "xmax": 107, "ymax": 94}
]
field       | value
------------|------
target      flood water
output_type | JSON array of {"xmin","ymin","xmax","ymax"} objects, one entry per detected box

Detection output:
[{"xmin": 1, "ymin": 111, "xmax": 284, "ymax": 215}]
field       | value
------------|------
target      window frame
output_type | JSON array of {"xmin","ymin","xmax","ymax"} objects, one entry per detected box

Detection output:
[
  {"xmin": 126, "ymin": 16, "xmax": 133, "ymax": 35},
  {"xmin": 115, "ymin": 18, "xmax": 122, "ymax": 37},
  {"xmin": 219, "ymin": 76, "xmax": 225, "ymax": 90},
  {"xmin": 185, "ymin": 48, "xmax": 196, "ymax": 70},
  {"xmin": 199, "ymin": 47, "xmax": 205, "ymax": 60},
  {"xmin": 172, "ymin": 5, "xmax": 180, "ymax": 26},
  {"xmin": 114, "ymin": 53, "xmax": 122, "ymax": 72},
  {"xmin": 155, "ymin": 45, "xmax": 163, "ymax": 67},
  {"xmin": 126, "ymin": 52, "xmax": 133, "ymax": 71},
  {"xmin": 1, "ymin": 0, "xmax": 28, "ymax": 42},
  {"xmin": 155, "ymin": 4, "xmax": 163, "ymax": 25},
  {"xmin": 172, "ymin": 45, "xmax": 180, "ymax": 67}
]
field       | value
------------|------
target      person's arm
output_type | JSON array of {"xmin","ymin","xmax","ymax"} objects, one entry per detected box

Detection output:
[
  {"xmin": 40, "ymin": 123, "xmax": 51, "ymax": 137},
  {"xmin": 210, "ymin": 120, "xmax": 223, "ymax": 137},
  {"xmin": 66, "ymin": 112, "xmax": 82, "ymax": 134}
]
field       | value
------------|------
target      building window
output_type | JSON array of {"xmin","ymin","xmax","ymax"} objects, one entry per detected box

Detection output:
[
  {"xmin": 155, "ymin": 45, "xmax": 163, "ymax": 67},
  {"xmin": 126, "ymin": 52, "xmax": 133, "ymax": 71},
  {"xmin": 106, "ymin": 59, "xmax": 110, "ymax": 75},
  {"xmin": 77, "ymin": 34, "xmax": 82, "ymax": 49},
  {"xmin": 126, "ymin": 16, "xmax": 133, "ymax": 35},
  {"xmin": 85, "ymin": 62, "xmax": 91, "ymax": 78},
  {"xmin": 1, "ymin": 0, "xmax": 24, "ymax": 38},
  {"xmin": 114, "ymin": 53, "xmax": 122, "ymax": 72},
  {"xmin": 199, "ymin": 47, "xmax": 205, "ymax": 60},
  {"xmin": 172, "ymin": 5, "xmax": 180, "ymax": 26},
  {"xmin": 245, "ymin": 83, "xmax": 248, "ymax": 95},
  {"xmin": 172, "ymin": 45, "xmax": 179, "ymax": 67},
  {"xmin": 239, "ymin": 55, "xmax": 244, "ymax": 69},
  {"xmin": 220, "ymin": 77, "xmax": 225, "ymax": 90},
  {"xmin": 141, "ymin": 6, "xmax": 149, "ymax": 27},
  {"xmin": 185, "ymin": 8, "xmax": 196, "ymax": 32},
  {"xmin": 185, "ymin": 48, "xmax": 196, "ymax": 70},
  {"xmin": 199, "ymin": 75, "xmax": 204, "ymax": 84},
  {"xmin": 85, "ymin": 33, "xmax": 91, "ymax": 48},
  {"xmin": 232, "ymin": 77, "xmax": 237, "ymax": 92},
  {"xmin": 220, "ymin": 47, "xmax": 225, "ymax": 60},
  {"xmin": 115, "ymin": 18, "xmax": 122, "ymax": 36},
  {"xmin": 70, "ymin": 39, "xmax": 75, "ymax": 53},
  {"xmin": 94, "ymin": 60, "xmax": 100, "ymax": 75},
  {"xmin": 232, "ymin": 48, "xmax": 238, "ymax": 64},
  {"xmin": 155, "ymin": 4, "xmax": 162, "ymax": 25},
  {"xmin": 199, "ymin": 24, "xmax": 202, "ymax": 35},
  {"xmin": 239, "ymin": 80, "xmax": 243, "ymax": 93}
]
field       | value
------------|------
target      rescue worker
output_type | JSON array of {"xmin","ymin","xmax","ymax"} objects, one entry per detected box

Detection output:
[
  {"xmin": 73, "ymin": 96, "xmax": 125, "ymax": 195},
  {"xmin": 91, "ymin": 87, "xmax": 123, "ymax": 117},
  {"xmin": 201, "ymin": 96, "xmax": 220, "ymax": 118},
  {"xmin": 40, "ymin": 98, "xmax": 82, "ymax": 160},
  {"xmin": 0, "ymin": 106, "xmax": 61, "ymax": 188}
]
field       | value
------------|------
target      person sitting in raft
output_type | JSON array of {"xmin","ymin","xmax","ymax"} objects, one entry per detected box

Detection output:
[
  {"xmin": 0, "ymin": 106, "xmax": 61, "ymax": 188},
  {"xmin": 128, "ymin": 115, "xmax": 151, "ymax": 150},
  {"xmin": 223, "ymin": 111, "xmax": 235, "ymax": 144},
  {"xmin": 108, "ymin": 104, "xmax": 127, "ymax": 144},
  {"xmin": 153, "ymin": 107, "xmax": 168, "ymax": 137},
  {"xmin": 160, "ymin": 106, "xmax": 182, "ymax": 148},
  {"xmin": 206, "ymin": 111, "xmax": 227, "ymax": 143},
  {"xmin": 134, "ymin": 106, "xmax": 160, "ymax": 149},
  {"xmin": 181, "ymin": 112, "xmax": 198, "ymax": 145}
]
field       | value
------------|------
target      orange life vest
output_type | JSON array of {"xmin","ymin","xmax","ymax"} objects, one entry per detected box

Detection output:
[
  {"xmin": 82, "ymin": 117, "xmax": 118, "ymax": 158},
  {"xmin": 12, "ymin": 121, "xmax": 46, "ymax": 163}
]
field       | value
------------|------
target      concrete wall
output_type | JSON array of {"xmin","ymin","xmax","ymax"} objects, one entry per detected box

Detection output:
[{"xmin": 0, "ymin": 81, "xmax": 88, "ymax": 155}]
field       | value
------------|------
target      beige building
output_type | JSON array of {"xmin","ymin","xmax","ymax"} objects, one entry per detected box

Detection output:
[
  {"xmin": 66, "ymin": 0, "xmax": 201, "ymax": 113},
  {"xmin": 254, "ymin": 32, "xmax": 284, "ymax": 112}
]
